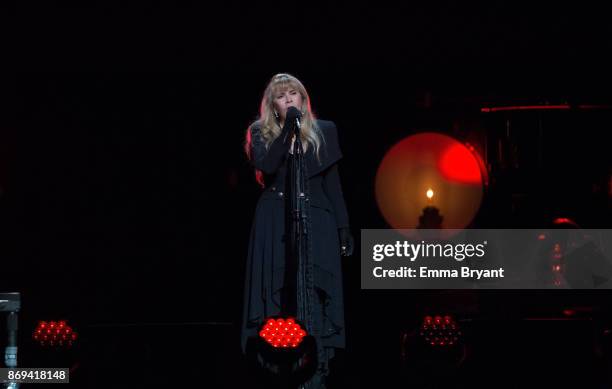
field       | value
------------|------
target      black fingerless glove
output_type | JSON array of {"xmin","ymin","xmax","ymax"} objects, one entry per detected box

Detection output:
[{"xmin": 339, "ymin": 227, "xmax": 354, "ymax": 256}]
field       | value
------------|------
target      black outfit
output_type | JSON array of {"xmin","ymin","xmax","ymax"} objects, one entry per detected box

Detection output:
[{"xmin": 241, "ymin": 119, "xmax": 349, "ymax": 386}]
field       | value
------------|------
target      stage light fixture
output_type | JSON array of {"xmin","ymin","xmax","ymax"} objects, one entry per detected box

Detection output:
[
  {"xmin": 33, "ymin": 320, "xmax": 78, "ymax": 347},
  {"xmin": 420, "ymin": 315, "xmax": 462, "ymax": 347}
]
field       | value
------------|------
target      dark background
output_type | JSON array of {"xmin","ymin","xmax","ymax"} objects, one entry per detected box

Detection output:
[{"xmin": 2, "ymin": 2, "xmax": 612, "ymax": 388}]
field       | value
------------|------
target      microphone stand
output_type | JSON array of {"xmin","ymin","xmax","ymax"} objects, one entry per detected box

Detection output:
[
  {"xmin": 293, "ymin": 125, "xmax": 314, "ymax": 329},
  {"xmin": 285, "ymin": 120, "xmax": 315, "ymax": 329},
  {"xmin": 289, "ymin": 125, "xmax": 313, "ymax": 389},
  {"xmin": 282, "ymin": 118, "xmax": 319, "ymax": 389}
]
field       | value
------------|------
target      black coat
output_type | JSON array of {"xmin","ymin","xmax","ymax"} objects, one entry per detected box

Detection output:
[{"xmin": 241, "ymin": 119, "xmax": 349, "ymax": 374}]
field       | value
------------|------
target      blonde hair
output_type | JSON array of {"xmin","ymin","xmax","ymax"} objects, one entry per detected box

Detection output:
[{"xmin": 244, "ymin": 73, "xmax": 324, "ymax": 186}]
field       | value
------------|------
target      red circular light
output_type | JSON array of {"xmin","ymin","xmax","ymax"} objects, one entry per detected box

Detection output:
[{"xmin": 375, "ymin": 133, "xmax": 484, "ymax": 233}]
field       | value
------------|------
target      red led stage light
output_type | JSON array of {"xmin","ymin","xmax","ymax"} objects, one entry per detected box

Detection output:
[
  {"xmin": 420, "ymin": 315, "xmax": 462, "ymax": 347},
  {"xmin": 33, "ymin": 320, "xmax": 78, "ymax": 347},
  {"xmin": 259, "ymin": 317, "xmax": 308, "ymax": 349}
]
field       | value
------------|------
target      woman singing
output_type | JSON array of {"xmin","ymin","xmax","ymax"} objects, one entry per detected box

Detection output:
[{"xmin": 241, "ymin": 73, "xmax": 354, "ymax": 388}]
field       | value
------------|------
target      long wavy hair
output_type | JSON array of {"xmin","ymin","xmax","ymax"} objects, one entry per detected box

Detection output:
[{"xmin": 244, "ymin": 73, "xmax": 324, "ymax": 186}]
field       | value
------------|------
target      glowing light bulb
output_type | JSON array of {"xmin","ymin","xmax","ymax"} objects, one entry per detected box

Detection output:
[{"xmin": 426, "ymin": 188, "xmax": 434, "ymax": 200}]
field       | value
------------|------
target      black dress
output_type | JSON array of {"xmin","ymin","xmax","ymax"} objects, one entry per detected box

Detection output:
[{"xmin": 241, "ymin": 119, "xmax": 349, "ymax": 383}]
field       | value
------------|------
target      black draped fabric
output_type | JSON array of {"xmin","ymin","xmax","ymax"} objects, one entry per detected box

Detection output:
[{"xmin": 241, "ymin": 119, "xmax": 349, "ymax": 385}]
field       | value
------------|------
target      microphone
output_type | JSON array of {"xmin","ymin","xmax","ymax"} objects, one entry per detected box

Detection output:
[{"xmin": 286, "ymin": 106, "xmax": 302, "ymax": 135}]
